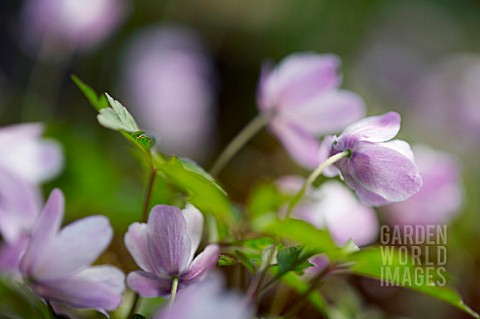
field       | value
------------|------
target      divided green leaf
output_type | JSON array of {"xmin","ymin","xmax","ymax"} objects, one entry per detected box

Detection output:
[{"xmin": 97, "ymin": 93, "xmax": 139, "ymax": 132}]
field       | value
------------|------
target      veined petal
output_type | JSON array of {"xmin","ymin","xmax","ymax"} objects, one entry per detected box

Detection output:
[
  {"xmin": 147, "ymin": 205, "xmax": 192, "ymax": 275},
  {"xmin": 342, "ymin": 141, "xmax": 422, "ymax": 206},
  {"xmin": 20, "ymin": 189, "xmax": 64, "ymax": 275},
  {"xmin": 127, "ymin": 271, "xmax": 172, "ymax": 297},
  {"xmin": 33, "ymin": 216, "xmax": 113, "ymax": 280},
  {"xmin": 125, "ymin": 222, "xmax": 155, "ymax": 273},
  {"xmin": 282, "ymin": 90, "xmax": 365, "ymax": 135},
  {"xmin": 35, "ymin": 266, "xmax": 125, "ymax": 311},
  {"xmin": 182, "ymin": 244, "xmax": 219, "ymax": 282},
  {"xmin": 341, "ymin": 112, "xmax": 401, "ymax": 143},
  {"xmin": 182, "ymin": 204, "xmax": 204, "ymax": 264},
  {"xmin": 258, "ymin": 53, "xmax": 341, "ymax": 111},
  {"xmin": 270, "ymin": 119, "xmax": 321, "ymax": 169}
]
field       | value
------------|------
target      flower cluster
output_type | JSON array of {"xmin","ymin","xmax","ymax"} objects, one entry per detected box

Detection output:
[{"xmin": 1, "ymin": 50, "xmax": 468, "ymax": 319}]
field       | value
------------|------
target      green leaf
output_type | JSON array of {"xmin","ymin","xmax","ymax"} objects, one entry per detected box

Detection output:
[
  {"xmin": 131, "ymin": 315, "xmax": 146, "ymax": 319},
  {"xmin": 0, "ymin": 277, "xmax": 52, "ymax": 318},
  {"xmin": 260, "ymin": 244, "xmax": 276, "ymax": 271},
  {"xmin": 154, "ymin": 156, "xmax": 234, "ymax": 225},
  {"xmin": 347, "ymin": 247, "xmax": 479, "ymax": 318},
  {"xmin": 247, "ymin": 182, "xmax": 287, "ymax": 222},
  {"xmin": 276, "ymin": 245, "xmax": 316, "ymax": 277},
  {"xmin": 260, "ymin": 218, "xmax": 342, "ymax": 260},
  {"xmin": 218, "ymin": 254, "xmax": 239, "ymax": 266},
  {"xmin": 71, "ymin": 74, "xmax": 108, "ymax": 111},
  {"xmin": 121, "ymin": 131, "xmax": 154, "ymax": 153},
  {"xmin": 234, "ymin": 250, "xmax": 256, "ymax": 273},
  {"xmin": 97, "ymin": 93, "xmax": 140, "ymax": 132}
]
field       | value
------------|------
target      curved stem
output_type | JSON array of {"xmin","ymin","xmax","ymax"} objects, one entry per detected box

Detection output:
[
  {"xmin": 169, "ymin": 276, "xmax": 180, "ymax": 310},
  {"xmin": 209, "ymin": 114, "xmax": 267, "ymax": 177},
  {"xmin": 284, "ymin": 151, "xmax": 349, "ymax": 220}
]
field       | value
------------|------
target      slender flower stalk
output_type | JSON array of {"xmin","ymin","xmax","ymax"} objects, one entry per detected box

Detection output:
[
  {"xmin": 284, "ymin": 151, "xmax": 350, "ymax": 220},
  {"xmin": 169, "ymin": 276, "xmax": 180, "ymax": 309},
  {"xmin": 209, "ymin": 114, "xmax": 267, "ymax": 177}
]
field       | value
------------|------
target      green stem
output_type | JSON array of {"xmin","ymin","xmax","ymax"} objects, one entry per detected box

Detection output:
[
  {"xmin": 209, "ymin": 114, "xmax": 267, "ymax": 177},
  {"xmin": 169, "ymin": 276, "xmax": 180, "ymax": 309},
  {"xmin": 283, "ymin": 263, "xmax": 336, "ymax": 318},
  {"xmin": 126, "ymin": 294, "xmax": 140, "ymax": 319},
  {"xmin": 284, "ymin": 151, "xmax": 350, "ymax": 220},
  {"xmin": 141, "ymin": 168, "xmax": 157, "ymax": 222}
]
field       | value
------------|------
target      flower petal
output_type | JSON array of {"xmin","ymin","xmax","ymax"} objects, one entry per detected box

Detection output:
[
  {"xmin": 20, "ymin": 189, "xmax": 64, "ymax": 275},
  {"xmin": 125, "ymin": 222, "xmax": 155, "ymax": 273},
  {"xmin": 341, "ymin": 112, "xmax": 401, "ymax": 143},
  {"xmin": 0, "ymin": 235, "xmax": 29, "ymax": 273},
  {"xmin": 341, "ymin": 141, "xmax": 423, "ymax": 206},
  {"xmin": 148, "ymin": 205, "xmax": 192, "ymax": 275},
  {"xmin": 282, "ymin": 90, "xmax": 365, "ymax": 135},
  {"xmin": 127, "ymin": 271, "xmax": 172, "ymax": 297},
  {"xmin": 270, "ymin": 119, "xmax": 321, "ymax": 169},
  {"xmin": 35, "ymin": 266, "xmax": 125, "ymax": 311},
  {"xmin": 259, "ymin": 53, "xmax": 341, "ymax": 111},
  {"xmin": 182, "ymin": 204, "xmax": 204, "ymax": 263},
  {"xmin": 0, "ymin": 124, "xmax": 63, "ymax": 184},
  {"xmin": 33, "ymin": 216, "xmax": 113, "ymax": 280},
  {"xmin": 182, "ymin": 244, "xmax": 219, "ymax": 282},
  {"xmin": 0, "ymin": 168, "xmax": 42, "ymax": 243}
]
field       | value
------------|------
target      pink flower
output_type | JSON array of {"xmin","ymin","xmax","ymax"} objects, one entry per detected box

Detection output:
[
  {"xmin": 257, "ymin": 52, "xmax": 365, "ymax": 168},
  {"xmin": 0, "ymin": 123, "xmax": 63, "ymax": 184},
  {"xmin": 154, "ymin": 273, "xmax": 253, "ymax": 319},
  {"xmin": 21, "ymin": 0, "xmax": 126, "ymax": 54},
  {"xmin": 125, "ymin": 205, "xmax": 219, "ymax": 297},
  {"xmin": 19, "ymin": 189, "xmax": 125, "ymax": 313},
  {"xmin": 324, "ymin": 112, "xmax": 423, "ymax": 206},
  {"xmin": 278, "ymin": 176, "xmax": 378, "ymax": 246},
  {"xmin": 122, "ymin": 25, "xmax": 216, "ymax": 160},
  {"xmin": 384, "ymin": 146, "xmax": 463, "ymax": 226}
]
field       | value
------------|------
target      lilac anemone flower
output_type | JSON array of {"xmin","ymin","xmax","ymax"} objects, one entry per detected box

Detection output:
[
  {"xmin": 154, "ymin": 273, "xmax": 253, "ymax": 319},
  {"xmin": 125, "ymin": 204, "xmax": 219, "ymax": 297},
  {"xmin": 384, "ymin": 145, "xmax": 463, "ymax": 226},
  {"xmin": 21, "ymin": 0, "xmax": 126, "ymax": 55},
  {"xmin": 122, "ymin": 25, "xmax": 216, "ymax": 161},
  {"xmin": 277, "ymin": 176, "xmax": 378, "ymax": 246},
  {"xmin": 324, "ymin": 112, "xmax": 422, "ymax": 206},
  {"xmin": 257, "ymin": 52, "xmax": 365, "ymax": 168},
  {"xmin": 0, "ymin": 123, "xmax": 63, "ymax": 184},
  {"xmin": 19, "ymin": 189, "xmax": 125, "ymax": 313}
]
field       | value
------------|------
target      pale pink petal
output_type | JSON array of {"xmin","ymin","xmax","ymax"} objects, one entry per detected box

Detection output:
[
  {"xmin": 0, "ymin": 123, "xmax": 63, "ymax": 184},
  {"xmin": 124, "ymin": 222, "xmax": 155, "ymax": 273},
  {"xmin": 340, "ymin": 112, "xmax": 401, "ymax": 143},
  {"xmin": 259, "ymin": 53, "xmax": 341, "ymax": 111},
  {"xmin": 182, "ymin": 245, "xmax": 219, "ymax": 282},
  {"xmin": 270, "ymin": 119, "xmax": 321, "ymax": 169},
  {"xmin": 0, "ymin": 168, "xmax": 42, "ymax": 243},
  {"xmin": 127, "ymin": 271, "xmax": 172, "ymax": 297},
  {"xmin": 282, "ymin": 90, "xmax": 365, "ymax": 135},
  {"xmin": 182, "ymin": 204, "xmax": 204, "ymax": 263},
  {"xmin": 148, "ymin": 205, "xmax": 192, "ymax": 275},
  {"xmin": 20, "ymin": 189, "xmax": 64, "ymax": 275},
  {"xmin": 35, "ymin": 266, "xmax": 125, "ymax": 311},
  {"xmin": 33, "ymin": 216, "xmax": 112, "ymax": 280},
  {"xmin": 340, "ymin": 141, "xmax": 423, "ymax": 206}
]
